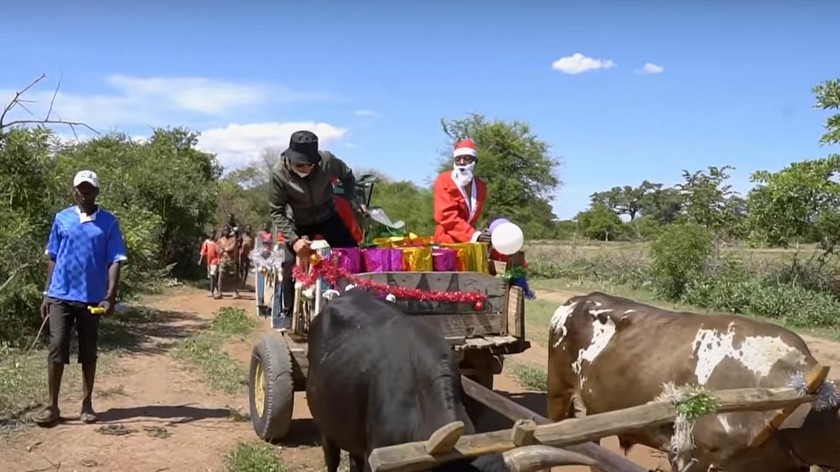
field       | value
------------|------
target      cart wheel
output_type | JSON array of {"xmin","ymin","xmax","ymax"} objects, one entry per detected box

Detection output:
[{"xmin": 249, "ymin": 332, "xmax": 294, "ymax": 441}]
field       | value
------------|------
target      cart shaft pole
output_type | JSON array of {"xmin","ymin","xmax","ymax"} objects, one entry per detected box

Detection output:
[{"xmin": 460, "ymin": 376, "xmax": 646, "ymax": 472}]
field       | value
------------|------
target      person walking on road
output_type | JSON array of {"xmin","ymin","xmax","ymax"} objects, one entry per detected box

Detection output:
[
  {"xmin": 199, "ymin": 229, "xmax": 221, "ymax": 297},
  {"xmin": 34, "ymin": 170, "xmax": 128, "ymax": 426},
  {"xmin": 216, "ymin": 226, "xmax": 241, "ymax": 299}
]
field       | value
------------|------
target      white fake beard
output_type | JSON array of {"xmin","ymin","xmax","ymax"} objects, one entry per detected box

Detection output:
[{"xmin": 452, "ymin": 162, "xmax": 475, "ymax": 187}]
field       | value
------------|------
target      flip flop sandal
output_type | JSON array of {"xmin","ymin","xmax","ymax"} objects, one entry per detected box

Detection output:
[
  {"xmin": 33, "ymin": 406, "xmax": 60, "ymax": 426},
  {"xmin": 80, "ymin": 410, "xmax": 98, "ymax": 424}
]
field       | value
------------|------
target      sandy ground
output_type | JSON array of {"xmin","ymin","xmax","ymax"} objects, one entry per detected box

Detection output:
[{"xmin": 2, "ymin": 281, "xmax": 838, "ymax": 472}]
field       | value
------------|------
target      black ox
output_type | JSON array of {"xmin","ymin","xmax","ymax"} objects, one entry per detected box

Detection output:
[{"xmin": 306, "ymin": 288, "xmax": 595, "ymax": 472}]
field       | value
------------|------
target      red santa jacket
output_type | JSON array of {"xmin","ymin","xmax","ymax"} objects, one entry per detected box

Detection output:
[{"xmin": 432, "ymin": 171, "xmax": 487, "ymax": 244}]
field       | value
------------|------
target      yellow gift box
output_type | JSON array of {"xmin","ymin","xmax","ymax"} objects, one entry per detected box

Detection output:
[
  {"xmin": 440, "ymin": 243, "xmax": 490, "ymax": 274},
  {"xmin": 400, "ymin": 246, "xmax": 433, "ymax": 271},
  {"xmin": 372, "ymin": 233, "xmax": 434, "ymax": 248}
]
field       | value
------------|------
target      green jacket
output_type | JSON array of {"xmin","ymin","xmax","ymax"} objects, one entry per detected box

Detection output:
[{"xmin": 269, "ymin": 150, "xmax": 357, "ymax": 245}]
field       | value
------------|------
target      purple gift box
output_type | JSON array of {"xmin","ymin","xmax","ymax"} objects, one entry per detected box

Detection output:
[
  {"xmin": 432, "ymin": 248, "xmax": 457, "ymax": 272},
  {"xmin": 362, "ymin": 248, "xmax": 404, "ymax": 272},
  {"xmin": 330, "ymin": 247, "xmax": 362, "ymax": 274}
]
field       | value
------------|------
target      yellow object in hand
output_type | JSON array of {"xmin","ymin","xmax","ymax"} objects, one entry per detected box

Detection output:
[{"xmin": 88, "ymin": 306, "xmax": 106, "ymax": 315}]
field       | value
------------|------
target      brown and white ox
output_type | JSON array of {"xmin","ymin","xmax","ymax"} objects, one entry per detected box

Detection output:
[{"xmin": 547, "ymin": 291, "xmax": 840, "ymax": 472}]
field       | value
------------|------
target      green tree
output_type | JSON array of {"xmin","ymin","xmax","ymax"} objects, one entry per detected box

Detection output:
[
  {"xmin": 747, "ymin": 77, "xmax": 840, "ymax": 259},
  {"xmin": 813, "ymin": 78, "xmax": 840, "ymax": 146},
  {"xmin": 368, "ymin": 175, "xmax": 435, "ymax": 237},
  {"xmin": 575, "ymin": 203, "xmax": 624, "ymax": 241},
  {"xmin": 438, "ymin": 113, "xmax": 562, "ymax": 239},
  {"xmin": 637, "ymin": 185, "xmax": 684, "ymax": 225},
  {"xmin": 747, "ymin": 156, "xmax": 840, "ymax": 250},
  {"xmin": 677, "ymin": 165, "xmax": 744, "ymax": 240},
  {"xmin": 590, "ymin": 180, "xmax": 662, "ymax": 221}
]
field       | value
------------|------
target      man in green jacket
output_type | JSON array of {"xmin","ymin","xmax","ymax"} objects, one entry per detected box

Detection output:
[{"xmin": 269, "ymin": 130, "xmax": 364, "ymax": 326}]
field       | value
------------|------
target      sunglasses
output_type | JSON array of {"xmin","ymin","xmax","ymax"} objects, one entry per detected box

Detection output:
[{"xmin": 454, "ymin": 156, "xmax": 477, "ymax": 165}]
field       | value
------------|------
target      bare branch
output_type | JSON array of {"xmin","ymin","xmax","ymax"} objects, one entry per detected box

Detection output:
[
  {"xmin": 0, "ymin": 262, "xmax": 34, "ymax": 293},
  {"xmin": 0, "ymin": 73, "xmax": 46, "ymax": 127},
  {"xmin": 0, "ymin": 73, "xmax": 99, "ymax": 139},
  {"xmin": 45, "ymin": 73, "xmax": 62, "ymax": 122},
  {"xmin": 2, "ymin": 119, "xmax": 97, "ymax": 136}
]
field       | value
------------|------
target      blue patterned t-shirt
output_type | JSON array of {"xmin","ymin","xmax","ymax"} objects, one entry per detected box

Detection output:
[{"xmin": 45, "ymin": 206, "xmax": 128, "ymax": 304}]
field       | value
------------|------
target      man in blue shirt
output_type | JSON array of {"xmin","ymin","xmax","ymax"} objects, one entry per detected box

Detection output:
[{"xmin": 34, "ymin": 170, "xmax": 128, "ymax": 426}]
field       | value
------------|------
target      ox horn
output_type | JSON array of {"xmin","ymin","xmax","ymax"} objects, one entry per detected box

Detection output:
[{"xmin": 502, "ymin": 445, "xmax": 597, "ymax": 472}]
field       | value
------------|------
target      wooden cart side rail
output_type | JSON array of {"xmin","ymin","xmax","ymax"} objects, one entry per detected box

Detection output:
[{"xmin": 367, "ymin": 383, "xmax": 817, "ymax": 472}]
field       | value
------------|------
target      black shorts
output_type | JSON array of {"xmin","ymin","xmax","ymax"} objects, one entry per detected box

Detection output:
[{"xmin": 46, "ymin": 297, "xmax": 101, "ymax": 365}]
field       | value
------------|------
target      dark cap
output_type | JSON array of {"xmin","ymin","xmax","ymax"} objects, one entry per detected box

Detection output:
[{"xmin": 284, "ymin": 130, "xmax": 322, "ymax": 165}]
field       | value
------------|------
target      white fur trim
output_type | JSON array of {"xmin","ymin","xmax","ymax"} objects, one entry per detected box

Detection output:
[
  {"xmin": 470, "ymin": 231, "xmax": 482, "ymax": 242},
  {"xmin": 453, "ymin": 147, "xmax": 477, "ymax": 157}
]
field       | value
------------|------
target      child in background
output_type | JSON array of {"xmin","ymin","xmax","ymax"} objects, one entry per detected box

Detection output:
[{"xmin": 198, "ymin": 230, "xmax": 221, "ymax": 297}]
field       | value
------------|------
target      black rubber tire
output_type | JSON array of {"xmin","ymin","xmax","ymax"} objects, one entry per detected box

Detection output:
[{"xmin": 249, "ymin": 333, "xmax": 294, "ymax": 442}]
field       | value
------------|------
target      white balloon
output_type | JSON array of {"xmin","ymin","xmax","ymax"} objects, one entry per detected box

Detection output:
[{"xmin": 491, "ymin": 222, "xmax": 524, "ymax": 255}]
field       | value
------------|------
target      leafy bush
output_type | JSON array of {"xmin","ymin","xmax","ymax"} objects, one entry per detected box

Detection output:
[
  {"xmin": 0, "ymin": 127, "xmax": 222, "ymax": 346},
  {"xmin": 649, "ymin": 222, "xmax": 713, "ymax": 299},
  {"xmin": 683, "ymin": 259, "xmax": 840, "ymax": 328}
]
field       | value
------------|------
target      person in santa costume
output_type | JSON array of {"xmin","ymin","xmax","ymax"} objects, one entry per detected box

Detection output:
[{"xmin": 432, "ymin": 138, "xmax": 492, "ymax": 244}]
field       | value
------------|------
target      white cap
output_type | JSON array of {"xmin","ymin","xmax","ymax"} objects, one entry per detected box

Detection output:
[{"xmin": 73, "ymin": 170, "xmax": 99, "ymax": 188}]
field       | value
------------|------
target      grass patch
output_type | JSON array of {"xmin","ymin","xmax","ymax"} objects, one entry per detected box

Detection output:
[
  {"xmin": 0, "ymin": 344, "xmax": 52, "ymax": 429},
  {"xmin": 0, "ymin": 328, "xmax": 123, "ymax": 431},
  {"xmin": 172, "ymin": 306, "xmax": 256, "ymax": 394},
  {"xmin": 223, "ymin": 440, "xmax": 285, "ymax": 472},
  {"xmin": 509, "ymin": 362, "xmax": 548, "ymax": 392}
]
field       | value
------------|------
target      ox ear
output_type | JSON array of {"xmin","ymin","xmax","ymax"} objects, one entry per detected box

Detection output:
[{"xmin": 502, "ymin": 445, "xmax": 596, "ymax": 472}]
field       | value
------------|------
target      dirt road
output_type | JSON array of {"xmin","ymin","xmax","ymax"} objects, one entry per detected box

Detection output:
[{"xmin": 2, "ymin": 283, "xmax": 837, "ymax": 472}]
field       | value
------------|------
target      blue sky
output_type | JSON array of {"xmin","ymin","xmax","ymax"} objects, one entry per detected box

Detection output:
[{"xmin": 1, "ymin": 1, "xmax": 838, "ymax": 220}]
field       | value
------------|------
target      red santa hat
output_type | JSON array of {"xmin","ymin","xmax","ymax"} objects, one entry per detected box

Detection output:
[{"xmin": 453, "ymin": 138, "xmax": 478, "ymax": 158}]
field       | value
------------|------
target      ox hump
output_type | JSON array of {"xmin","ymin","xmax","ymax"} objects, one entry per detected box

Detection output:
[{"xmin": 692, "ymin": 321, "xmax": 808, "ymax": 385}]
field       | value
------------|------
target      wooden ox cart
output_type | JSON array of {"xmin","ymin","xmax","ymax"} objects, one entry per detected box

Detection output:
[
  {"xmin": 249, "ymin": 244, "xmax": 532, "ymax": 441},
  {"xmin": 248, "ymin": 175, "xmax": 531, "ymax": 441}
]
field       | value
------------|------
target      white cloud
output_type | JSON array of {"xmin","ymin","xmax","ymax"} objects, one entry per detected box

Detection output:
[
  {"xmin": 196, "ymin": 121, "xmax": 348, "ymax": 170},
  {"xmin": 354, "ymin": 109, "xmax": 378, "ymax": 117},
  {"xmin": 1, "ymin": 75, "xmax": 350, "ymax": 173},
  {"xmin": 635, "ymin": 63, "xmax": 664, "ymax": 74},
  {"xmin": 0, "ymin": 74, "xmax": 331, "ymax": 130},
  {"xmin": 551, "ymin": 53, "xmax": 615, "ymax": 75}
]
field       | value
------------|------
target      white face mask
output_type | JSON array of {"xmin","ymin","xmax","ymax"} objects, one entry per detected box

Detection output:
[
  {"xmin": 452, "ymin": 162, "xmax": 475, "ymax": 187},
  {"xmin": 290, "ymin": 161, "xmax": 316, "ymax": 178}
]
